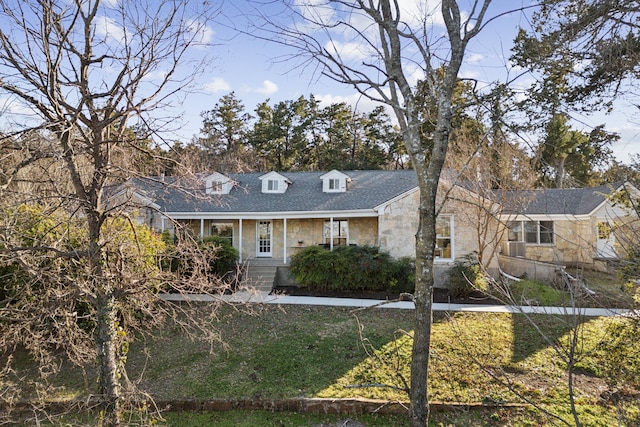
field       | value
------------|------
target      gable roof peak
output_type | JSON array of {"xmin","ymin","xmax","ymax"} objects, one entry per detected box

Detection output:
[
  {"xmin": 320, "ymin": 169, "xmax": 350, "ymax": 179},
  {"xmin": 259, "ymin": 171, "xmax": 292, "ymax": 183}
]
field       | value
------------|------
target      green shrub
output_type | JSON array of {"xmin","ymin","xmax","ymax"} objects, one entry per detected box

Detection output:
[
  {"xmin": 162, "ymin": 236, "xmax": 239, "ymax": 281},
  {"xmin": 289, "ymin": 245, "xmax": 414, "ymax": 293},
  {"xmin": 388, "ymin": 257, "xmax": 415, "ymax": 294},
  {"xmin": 445, "ymin": 254, "xmax": 488, "ymax": 298},
  {"xmin": 200, "ymin": 236, "xmax": 239, "ymax": 277}
]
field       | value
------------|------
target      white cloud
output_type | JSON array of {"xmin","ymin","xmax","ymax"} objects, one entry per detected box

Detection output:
[
  {"xmin": 323, "ymin": 40, "xmax": 369, "ymax": 62},
  {"xmin": 94, "ymin": 15, "xmax": 125, "ymax": 41},
  {"xmin": 294, "ymin": 0, "xmax": 336, "ymax": 26},
  {"xmin": 0, "ymin": 95, "xmax": 36, "ymax": 117},
  {"xmin": 203, "ymin": 77, "xmax": 232, "ymax": 93},
  {"xmin": 187, "ymin": 19, "xmax": 215, "ymax": 45},
  {"xmin": 255, "ymin": 80, "xmax": 279, "ymax": 95},
  {"xmin": 397, "ymin": 0, "xmax": 444, "ymax": 27},
  {"xmin": 315, "ymin": 92, "xmax": 383, "ymax": 114},
  {"xmin": 467, "ymin": 53, "xmax": 484, "ymax": 64}
]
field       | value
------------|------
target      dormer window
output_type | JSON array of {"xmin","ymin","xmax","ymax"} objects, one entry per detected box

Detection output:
[
  {"xmin": 260, "ymin": 171, "xmax": 291, "ymax": 194},
  {"xmin": 211, "ymin": 180, "xmax": 223, "ymax": 193},
  {"xmin": 205, "ymin": 172, "xmax": 233, "ymax": 195},
  {"xmin": 321, "ymin": 170, "xmax": 350, "ymax": 193}
]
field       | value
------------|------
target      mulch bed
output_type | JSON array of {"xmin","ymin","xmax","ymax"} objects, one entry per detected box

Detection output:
[{"xmin": 271, "ymin": 286, "xmax": 503, "ymax": 305}]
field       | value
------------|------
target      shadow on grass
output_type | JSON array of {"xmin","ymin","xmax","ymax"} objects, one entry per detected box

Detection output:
[
  {"xmin": 125, "ymin": 304, "xmax": 421, "ymax": 402},
  {"xmin": 510, "ymin": 312, "xmax": 590, "ymax": 364}
]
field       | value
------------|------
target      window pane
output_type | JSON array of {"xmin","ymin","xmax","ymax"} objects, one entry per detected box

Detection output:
[
  {"xmin": 435, "ymin": 216, "xmax": 452, "ymax": 259},
  {"xmin": 508, "ymin": 221, "xmax": 522, "ymax": 242},
  {"xmin": 324, "ymin": 220, "xmax": 348, "ymax": 246},
  {"xmin": 525, "ymin": 221, "xmax": 538, "ymax": 244},
  {"xmin": 597, "ymin": 222, "xmax": 611, "ymax": 239},
  {"xmin": 539, "ymin": 221, "xmax": 554, "ymax": 244},
  {"xmin": 436, "ymin": 216, "xmax": 451, "ymax": 237},
  {"xmin": 211, "ymin": 222, "xmax": 233, "ymax": 240}
]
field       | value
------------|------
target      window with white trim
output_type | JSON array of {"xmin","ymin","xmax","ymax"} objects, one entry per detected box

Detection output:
[
  {"xmin": 435, "ymin": 216, "xmax": 452, "ymax": 259},
  {"xmin": 324, "ymin": 220, "xmax": 348, "ymax": 246},
  {"xmin": 320, "ymin": 170, "xmax": 349, "ymax": 193},
  {"xmin": 267, "ymin": 179, "xmax": 279, "ymax": 192},
  {"xmin": 208, "ymin": 180, "xmax": 223, "ymax": 194},
  {"xmin": 508, "ymin": 220, "xmax": 554, "ymax": 245},
  {"xmin": 210, "ymin": 222, "xmax": 233, "ymax": 242},
  {"xmin": 205, "ymin": 172, "xmax": 233, "ymax": 194}
]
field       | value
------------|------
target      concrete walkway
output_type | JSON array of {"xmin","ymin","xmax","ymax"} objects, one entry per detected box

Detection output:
[{"xmin": 160, "ymin": 290, "xmax": 629, "ymax": 317}]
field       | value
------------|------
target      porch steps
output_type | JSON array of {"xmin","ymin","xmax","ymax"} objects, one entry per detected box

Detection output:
[{"xmin": 243, "ymin": 258, "xmax": 285, "ymax": 291}]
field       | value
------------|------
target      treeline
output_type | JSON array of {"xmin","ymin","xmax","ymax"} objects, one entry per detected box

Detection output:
[
  {"xmin": 162, "ymin": 92, "xmax": 408, "ymax": 175},
  {"xmin": 108, "ymin": 90, "xmax": 640, "ymax": 189}
]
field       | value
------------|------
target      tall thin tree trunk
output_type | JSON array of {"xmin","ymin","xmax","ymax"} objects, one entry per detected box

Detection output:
[
  {"xmin": 555, "ymin": 157, "xmax": 566, "ymax": 188},
  {"xmin": 89, "ymin": 215, "xmax": 123, "ymax": 427},
  {"xmin": 409, "ymin": 165, "xmax": 439, "ymax": 427},
  {"xmin": 96, "ymin": 293, "xmax": 122, "ymax": 427}
]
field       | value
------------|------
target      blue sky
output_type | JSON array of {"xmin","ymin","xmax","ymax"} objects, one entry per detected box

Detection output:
[
  {"xmin": 175, "ymin": 0, "xmax": 639, "ymax": 164},
  {"xmin": 0, "ymin": 0, "xmax": 637, "ymax": 164}
]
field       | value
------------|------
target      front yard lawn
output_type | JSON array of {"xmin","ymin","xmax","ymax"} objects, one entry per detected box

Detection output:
[{"xmin": 4, "ymin": 303, "xmax": 639, "ymax": 426}]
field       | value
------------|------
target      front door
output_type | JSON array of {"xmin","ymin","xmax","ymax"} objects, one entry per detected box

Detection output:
[
  {"xmin": 596, "ymin": 221, "xmax": 617, "ymax": 258},
  {"xmin": 257, "ymin": 221, "xmax": 272, "ymax": 257}
]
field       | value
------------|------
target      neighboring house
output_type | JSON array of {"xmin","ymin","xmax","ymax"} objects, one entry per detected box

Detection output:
[
  {"xmin": 115, "ymin": 170, "xmax": 638, "ymax": 284},
  {"xmin": 499, "ymin": 182, "xmax": 639, "ymax": 271}
]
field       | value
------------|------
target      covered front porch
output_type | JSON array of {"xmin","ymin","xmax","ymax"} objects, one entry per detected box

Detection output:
[{"xmin": 165, "ymin": 214, "xmax": 380, "ymax": 264}]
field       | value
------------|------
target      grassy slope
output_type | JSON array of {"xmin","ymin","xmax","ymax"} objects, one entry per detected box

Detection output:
[
  {"xmin": 9, "ymin": 299, "xmax": 637, "ymax": 426},
  {"xmin": 6, "ymin": 268, "xmax": 639, "ymax": 426}
]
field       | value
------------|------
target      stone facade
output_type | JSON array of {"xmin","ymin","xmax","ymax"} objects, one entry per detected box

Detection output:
[{"xmin": 378, "ymin": 190, "xmax": 419, "ymax": 259}]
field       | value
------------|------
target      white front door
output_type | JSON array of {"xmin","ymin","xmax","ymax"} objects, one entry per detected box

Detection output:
[
  {"xmin": 257, "ymin": 221, "xmax": 272, "ymax": 257},
  {"xmin": 596, "ymin": 221, "xmax": 617, "ymax": 258}
]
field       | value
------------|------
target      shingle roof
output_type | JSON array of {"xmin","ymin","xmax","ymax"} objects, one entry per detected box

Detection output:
[
  {"xmin": 125, "ymin": 171, "xmax": 627, "ymax": 218},
  {"xmin": 130, "ymin": 170, "xmax": 419, "ymax": 214},
  {"xmin": 502, "ymin": 182, "xmax": 625, "ymax": 216}
]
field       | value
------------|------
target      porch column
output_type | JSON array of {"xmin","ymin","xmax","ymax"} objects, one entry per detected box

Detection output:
[
  {"xmin": 283, "ymin": 217, "xmax": 288, "ymax": 264},
  {"xmin": 161, "ymin": 216, "xmax": 165, "ymax": 232},
  {"xmin": 200, "ymin": 219, "xmax": 205, "ymax": 239},
  {"xmin": 238, "ymin": 218, "xmax": 243, "ymax": 263},
  {"xmin": 329, "ymin": 216, "xmax": 334, "ymax": 251}
]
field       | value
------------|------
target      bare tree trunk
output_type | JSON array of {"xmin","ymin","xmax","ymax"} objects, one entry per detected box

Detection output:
[
  {"xmin": 96, "ymin": 293, "xmax": 122, "ymax": 427},
  {"xmin": 0, "ymin": 1, "xmax": 221, "ymax": 424},
  {"xmin": 410, "ymin": 186, "xmax": 437, "ymax": 424},
  {"xmin": 555, "ymin": 156, "xmax": 567, "ymax": 188},
  {"xmin": 253, "ymin": 1, "xmax": 493, "ymax": 425},
  {"xmin": 89, "ymin": 212, "xmax": 123, "ymax": 426}
]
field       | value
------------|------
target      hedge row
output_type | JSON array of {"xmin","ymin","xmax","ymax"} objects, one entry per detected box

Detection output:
[{"xmin": 289, "ymin": 245, "xmax": 414, "ymax": 294}]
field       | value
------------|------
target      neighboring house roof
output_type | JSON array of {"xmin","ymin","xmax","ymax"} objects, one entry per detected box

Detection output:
[
  {"xmin": 501, "ymin": 182, "xmax": 627, "ymax": 216},
  {"xmin": 128, "ymin": 170, "xmax": 419, "ymax": 215}
]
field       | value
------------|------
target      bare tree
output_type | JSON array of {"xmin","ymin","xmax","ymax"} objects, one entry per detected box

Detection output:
[
  {"xmin": 246, "ymin": 1, "xmax": 521, "ymax": 425},
  {"xmin": 0, "ymin": 1, "xmax": 222, "ymax": 425}
]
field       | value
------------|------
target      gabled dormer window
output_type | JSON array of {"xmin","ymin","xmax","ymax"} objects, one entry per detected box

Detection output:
[
  {"xmin": 259, "ymin": 171, "xmax": 291, "ymax": 194},
  {"xmin": 320, "ymin": 170, "xmax": 350, "ymax": 193},
  {"xmin": 205, "ymin": 172, "xmax": 233, "ymax": 195}
]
